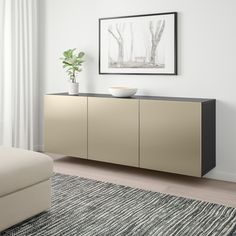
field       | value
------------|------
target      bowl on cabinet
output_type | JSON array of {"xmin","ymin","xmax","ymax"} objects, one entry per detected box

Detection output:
[{"xmin": 109, "ymin": 87, "xmax": 137, "ymax": 98}]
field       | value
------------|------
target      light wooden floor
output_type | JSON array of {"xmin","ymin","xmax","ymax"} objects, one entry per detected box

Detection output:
[{"xmin": 52, "ymin": 155, "xmax": 236, "ymax": 208}]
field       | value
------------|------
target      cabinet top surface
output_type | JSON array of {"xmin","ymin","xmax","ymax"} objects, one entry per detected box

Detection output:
[{"xmin": 46, "ymin": 93, "xmax": 215, "ymax": 103}]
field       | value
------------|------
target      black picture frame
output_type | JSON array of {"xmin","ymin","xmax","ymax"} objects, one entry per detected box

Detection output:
[{"xmin": 99, "ymin": 12, "xmax": 177, "ymax": 75}]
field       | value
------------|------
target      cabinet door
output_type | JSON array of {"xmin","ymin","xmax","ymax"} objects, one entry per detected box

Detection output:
[
  {"xmin": 140, "ymin": 100, "xmax": 201, "ymax": 177},
  {"xmin": 44, "ymin": 95, "xmax": 87, "ymax": 158},
  {"xmin": 88, "ymin": 97, "xmax": 139, "ymax": 167}
]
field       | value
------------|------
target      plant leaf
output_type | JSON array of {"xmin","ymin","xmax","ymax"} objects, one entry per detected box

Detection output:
[{"xmin": 78, "ymin": 52, "xmax": 85, "ymax": 58}]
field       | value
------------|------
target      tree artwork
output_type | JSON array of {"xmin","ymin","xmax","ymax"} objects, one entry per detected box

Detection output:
[
  {"xmin": 107, "ymin": 19, "xmax": 165, "ymax": 69},
  {"xmin": 108, "ymin": 23, "xmax": 125, "ymax": 66},
  {"xmin": 149, "ymin": 20, "xmax": 165, "ymax": 65},
  {"xmin": 100, "ymin": 12, "xmax": 177, "ymax": 75},
  {"xmin": 129, "ymin": 22, "xmax": 134, "ymax": 62}
]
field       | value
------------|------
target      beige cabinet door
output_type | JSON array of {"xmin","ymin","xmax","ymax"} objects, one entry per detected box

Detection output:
[
  {"xmin": 88, "ymin": 97, "xmax": 139, "ymax": 167},
  {"xmin": 140, "ymin": 100, "xmax": 201, "ymax": 177},
  {"xmin": 44, "ymin": 95, "xmax": 87, "ymax": 158}
]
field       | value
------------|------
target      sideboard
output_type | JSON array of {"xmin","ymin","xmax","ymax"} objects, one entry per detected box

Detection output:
[{"xmin": 44, "ymin": 93, "xmax": 216, "ymax": 177}]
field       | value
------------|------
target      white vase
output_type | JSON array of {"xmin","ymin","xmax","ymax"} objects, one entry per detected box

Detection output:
[{"xmin": 68, "ymin": 82, "xmax": 79, "ymax": 95}]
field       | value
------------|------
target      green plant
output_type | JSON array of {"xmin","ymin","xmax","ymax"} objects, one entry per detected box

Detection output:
[{"xmin": 60, "ymin": 48, "xmax": 85, "ymax": 83}]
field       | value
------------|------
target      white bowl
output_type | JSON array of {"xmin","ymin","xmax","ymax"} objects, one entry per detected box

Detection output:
[{"xmin": 109, "ymin": 87, "xmax": 137, "ymax": 98}]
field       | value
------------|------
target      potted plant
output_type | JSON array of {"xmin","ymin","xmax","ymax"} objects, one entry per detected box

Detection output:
[{"xmin": 60, "ymin": 48, "xmax": 85, "ymax": 95}]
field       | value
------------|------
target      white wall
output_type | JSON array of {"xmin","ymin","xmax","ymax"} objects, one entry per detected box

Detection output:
[{"xmin": 38, "ymin": 0, "xmax": 236, "ymax": 182}]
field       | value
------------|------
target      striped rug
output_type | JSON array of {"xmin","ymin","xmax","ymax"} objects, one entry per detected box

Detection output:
[{"xmin": 1, "ymin": 173, "xmax": 236, "ymax": 236}]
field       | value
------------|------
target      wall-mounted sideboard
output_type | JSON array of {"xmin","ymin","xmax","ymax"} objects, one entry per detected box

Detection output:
[{"xmin": 44, "ymin": 93, "xmax": 216, "ymax": 177}]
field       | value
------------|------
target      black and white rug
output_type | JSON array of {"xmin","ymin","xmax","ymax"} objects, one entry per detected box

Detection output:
[{"xmin": 1, "ymin": 173, "xmax": 236, "ymax": 236}]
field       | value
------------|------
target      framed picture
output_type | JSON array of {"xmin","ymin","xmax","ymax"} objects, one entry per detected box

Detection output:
[{"xmin": 99, "ymin": 12, "xmax": 177, "ymax": 75}]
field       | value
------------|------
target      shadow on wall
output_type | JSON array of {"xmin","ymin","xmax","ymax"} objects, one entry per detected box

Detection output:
[
  {"xmin": 214, "ymin": 100, "xmax": 236, "ymax": 173},
  {"xmin": 84, "ymin": 53, "xmax": 96, "ymax": 92}
]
